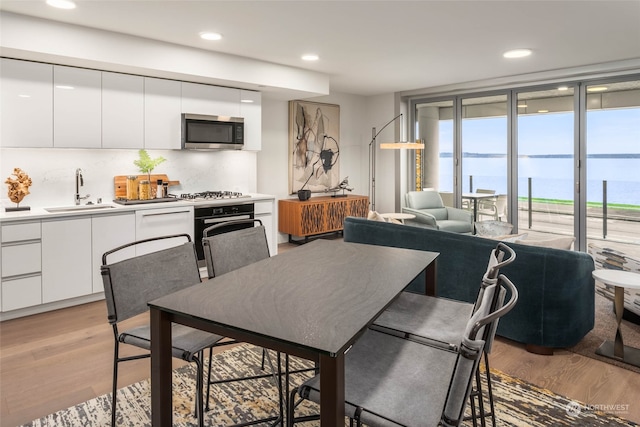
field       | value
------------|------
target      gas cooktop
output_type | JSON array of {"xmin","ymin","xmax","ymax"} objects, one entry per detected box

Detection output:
[{"xmin": 180, "ymin": 191, "xmax": 251, "ymax": 201}]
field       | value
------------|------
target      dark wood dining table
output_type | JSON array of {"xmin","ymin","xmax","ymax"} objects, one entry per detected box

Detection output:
[{"xmin": 149, "ymin": 239, "xmax": 438, "ymax": 426}]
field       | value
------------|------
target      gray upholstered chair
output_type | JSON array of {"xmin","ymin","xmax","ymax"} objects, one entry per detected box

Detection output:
[
  {"xmin": 201, "ymin": 219, "xmax": 282, "ymax": 418},
  {"xmin": 101, "ymin": 234, "xmax": 224, "ymax": 427},
  {"xmin": 371, "ymin": 242, "xmax": 516, "ymax": 426},
  {"xmin": 288, "ymin": 274, "xmax": 519, "ymax": 427},
  {"xmin": 403, "ymin": 190, "xmax": 474, "ymax": 233}
]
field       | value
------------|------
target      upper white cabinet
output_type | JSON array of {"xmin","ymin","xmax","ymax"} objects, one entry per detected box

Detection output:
[
  {"xmin": 54, "ymin": 65, "xmax": 101, "ymax": 148},
  {"xmin": 102, "ymin": 72, "xmax": 144, "ymax": 149},
  {"xmin": 181, "ymin": 82, "xmax": 241, "ymax": 117},
  {"xmin": 0, "ymin": 59, "xmax": 53, "ymax": 148},
  {"xmin": 144, "ymin": 77, "xmax": 182, "ymax": 149},
  {"xmin": 240, "ymin": 90, "xmax": 262, "ymax": 151}
]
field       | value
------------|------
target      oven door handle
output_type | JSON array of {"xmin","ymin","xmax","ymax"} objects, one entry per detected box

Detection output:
[{"xmin": 203, "ymin": 215, "xmax": 252, "ymax": 224}]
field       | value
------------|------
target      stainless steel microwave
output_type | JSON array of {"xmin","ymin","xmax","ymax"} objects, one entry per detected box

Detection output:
[{"xmin": 181, "ymin": 114, "xmax": 244, "ymax": 150}]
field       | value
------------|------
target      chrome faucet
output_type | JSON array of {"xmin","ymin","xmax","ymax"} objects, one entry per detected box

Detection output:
[{"xmin": 74, "ymin": 168, "xmax": 90, "ymax": 205}]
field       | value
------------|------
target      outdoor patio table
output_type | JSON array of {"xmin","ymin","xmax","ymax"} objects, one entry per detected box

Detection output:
[{"xmin": 149, "ymin": 239, "xmax": 438, "ymax": 426}]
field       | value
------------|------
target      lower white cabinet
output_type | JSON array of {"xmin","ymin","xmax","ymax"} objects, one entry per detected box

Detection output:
[
  {"xmin": 42, "ymin": 218, "xmax": 92, "ymax": 303},
  {"xmin": 91, "ymin": 213, "xmax": 136, "ymax": 293},
  {"xmin": 135, "ymin": 206, "xmax": 194, "ymax": 255},
  {"xmin": 254, "ymin": 200, "xmax": 276, "ymax": 255}
]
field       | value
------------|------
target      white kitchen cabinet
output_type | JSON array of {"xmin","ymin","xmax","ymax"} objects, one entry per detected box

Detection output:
[
  {"xmin": 102, "ymin": 72, "xmax": 144, "ymax": 149},
  {"xmin": 135, "ymin": 206, "xmax": 194, "ymax": 255},
  {"xmin": 54, "ymin": 65, "xmax": 102, "ymax": 148},
  {"xmin": 240, "ymin": 90, "xmax": 262, "ymax": 151},
  {"xmin": 254, "ymin": 200, "xmax": 276, "ymax": 255},
  {"xmin": 91, "ymin": 212, "xmax": 136, "ymax": 293},
  {"xmin": 1, "ymin": 221, "xmax": 43, "ymax": 311},
  {"xmin": 181, "ymin": 82, "xmax": 241, "ymax": 117},
  {"xmin": 42, "ymin": 217, "xmax": 92, "ymax": 303},
  {"xmin": 144, "ymin": 77, "xmax": 182, "ymax": 149},
  {"xmin": 0, "ymin": 58, "xmax": 53, "ymax": 148}
]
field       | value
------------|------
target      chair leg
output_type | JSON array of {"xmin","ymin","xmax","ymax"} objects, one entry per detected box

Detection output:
[
  {"xmin": 287, "ymin": 388, "xmax": 298, "ymax": 427},
  {"xmin": 111, "ymin": 341, "xmax": 119, "ymax": 427},
  {"xmin": 193, "ymin": 354, "xmax": 205, "ymax": 427},
  {"xmin": 484, "ymin": 352, "xmax": 497, "ymax": 427},
  {"xmin": 206, "ymin": 347, "xmax": 213, "ymax": 411}
]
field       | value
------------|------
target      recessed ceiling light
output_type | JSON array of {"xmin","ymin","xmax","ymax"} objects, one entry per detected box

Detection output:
[
  {"xmin": 200, "ymin": 32, "xmax": 222, "ymax": 41},
  {"xmin": 302, "ymin": 54, "xmax": 319, "ymax": 61},
  {"xmin": 517, "ymin": 103, "xmax": 527, "ymax": 108},
  {"xmin": 537, "ymin": 109, "xmax": 549, "ymax": 113},
  {"xmin": 46, "ymin": 0, "xmax": 76, "ymax": 9},
  {"xmin": 55, "ymin": 85, "xmax": 74, "ymax": 90},
  {"xmin": 503, "ymin": 49, "xmax": 532, "ymax": 59},
  {"xmin": 240, "ymin": 99, "xmax": 254, "ymax": 103},
  {"xmin": 558, "ymin": 86, "xmax": 569, "ymax": 91},
  {"xmin": 587, "ymin": 86, "xmax": 608, "ymax": 92},
  {"xmin": 18, "ymin": 94, "xmax": 32, "ymax": 98}
]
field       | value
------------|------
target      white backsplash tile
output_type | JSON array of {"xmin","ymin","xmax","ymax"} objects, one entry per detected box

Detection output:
[{"xmin": 0, "ymin": 148, "xmax": 257, "ymax": 208}]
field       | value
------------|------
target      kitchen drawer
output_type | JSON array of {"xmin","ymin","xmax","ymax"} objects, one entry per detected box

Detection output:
[
  {"xmin": 1, "ymin": 274, "xmax": 42, "ymax": 311},
  {"xmin": 254, "ymin": 200, "xmax": 273, "ymax": 215},
  {"xmin": 1, "ymin": 242, "xmax": 42, "ymax": 277},
  {"xmin": 1, "ymin": 222, "xmax": 41, "ymax": 243}
]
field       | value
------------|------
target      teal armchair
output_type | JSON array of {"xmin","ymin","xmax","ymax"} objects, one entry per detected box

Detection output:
[{"xmin": 402, "ymin": 190, "xmax": 474, "ymax": 234}]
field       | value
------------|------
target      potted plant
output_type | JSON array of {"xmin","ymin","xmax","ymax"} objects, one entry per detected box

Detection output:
[
  {"xmin": 133, "ymin": 149, "xmax": 166, "ymax": 199},
  {"xmin": 134, "ymin": 149, "xmax": 166, "ymax": 180}
]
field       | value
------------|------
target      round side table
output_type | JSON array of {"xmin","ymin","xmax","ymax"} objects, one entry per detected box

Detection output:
[
  {"xmin": 380, "ymin": 212, "xmax": 416, "ymax": 224},
  {"xmin": 592, "ymin": 269, "xmax": 640, "ymax": 367}
]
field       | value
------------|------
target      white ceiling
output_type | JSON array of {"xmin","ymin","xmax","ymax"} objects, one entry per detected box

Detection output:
[{"xmin": 1, "ymin": 0, "xmax": 639, "ymax": 96}]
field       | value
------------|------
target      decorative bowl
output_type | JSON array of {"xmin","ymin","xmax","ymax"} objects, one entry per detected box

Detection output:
[
  {"xmin": 474, "ymin": 220, "xmax": 513, "ymax": 237},
  {"xmin": 297, "ymin": 189, "xmax": 311, "ymax": 201}
]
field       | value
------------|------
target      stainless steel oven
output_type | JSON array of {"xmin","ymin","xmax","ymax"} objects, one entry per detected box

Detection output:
[{"xmin": 193, "ymin": 203, "xmax": 254, "ymax": 266}]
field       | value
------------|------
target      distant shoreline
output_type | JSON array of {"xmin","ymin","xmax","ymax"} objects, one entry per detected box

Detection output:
[{"xmin": 440, "ymin": 153, "xmax": 640, "ymax": 159}]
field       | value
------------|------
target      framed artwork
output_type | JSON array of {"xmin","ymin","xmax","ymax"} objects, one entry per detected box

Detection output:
[{"xmin": 289, "ymin": 100, "xmax": 340, "ymax": 194}]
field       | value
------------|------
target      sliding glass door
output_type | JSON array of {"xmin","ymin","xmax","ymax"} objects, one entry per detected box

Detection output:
[
  {"xmin": 516, "ymin": 87, "xmax": 576, "ymax": 240},
  {"xmin": 585, "ymin": 79, "xmax": 640, "ymax": 257},
  {"xmin": 415, "ymin": 99, "xmax": 455, "ymax": 202},
  {"xmin": 460, "ymin": 95, "xmax": 508, "ymax": 219}
]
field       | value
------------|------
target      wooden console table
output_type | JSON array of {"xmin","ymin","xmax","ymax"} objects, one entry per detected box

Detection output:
[{"xmin": 279, "ymin": 195, "xmax": 369, "ymax": 243}]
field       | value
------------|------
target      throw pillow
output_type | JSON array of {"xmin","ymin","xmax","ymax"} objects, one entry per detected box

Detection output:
[
  {"xmin": 484, "ymin": 233, "xmax": 528, "ymax": 243},
  {"xmin": 367, "ymin": 210, "xmax": 386, "ymax": 222},
  {"xmin": 388, "ymin": 217, "xmax": 403, "ymax": 225},
  {"xmin": 517, "ymin": 236, "xmax": 575, "ymax": 250}
]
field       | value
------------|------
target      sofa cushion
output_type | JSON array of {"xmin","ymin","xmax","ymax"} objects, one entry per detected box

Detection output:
[
  {"xmin": 517, "ymin": 236, "xmax": 575, "ymax": 250},
  {"xmin": 406, "ymin": 191, "xmax": 444, "ymax": 210}
]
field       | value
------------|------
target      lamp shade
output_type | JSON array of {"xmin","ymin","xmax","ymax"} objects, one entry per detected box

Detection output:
[{"xmin": 380, "ymin": 141, "xmax": 425, "ymax": 150}]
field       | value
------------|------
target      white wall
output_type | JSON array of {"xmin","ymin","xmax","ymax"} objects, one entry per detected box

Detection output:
[
  {"xmin": 0, "ymin": 148, "xmax": 256, "ymax": 208},
  {"xmin": 257, "ymin": 92, "xmax": 404, "ymax": 243}
]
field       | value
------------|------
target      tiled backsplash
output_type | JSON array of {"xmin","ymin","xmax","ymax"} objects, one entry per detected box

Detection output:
[{"xmin": 0, "ymin": 148, "xmax": 257, "ymax": 208}]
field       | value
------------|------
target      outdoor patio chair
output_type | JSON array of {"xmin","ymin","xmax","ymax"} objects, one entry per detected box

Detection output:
[
  {"xmin": 101, "ymin": 234, "xmax": 225, "ymax": 427},
  {"xmin": 288, "ymin": 274, "xmax": 519, "ymax": 427}
]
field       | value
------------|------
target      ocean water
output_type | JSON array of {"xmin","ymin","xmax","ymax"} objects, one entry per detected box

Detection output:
[{"xmin": 438, "ymin": 157, "xmax": 640, "ymax": 206}]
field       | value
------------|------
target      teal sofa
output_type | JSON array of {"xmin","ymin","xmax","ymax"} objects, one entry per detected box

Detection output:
[{"xmin": 343, "ymin": 217, "xmax": 595, "ymax": 352}]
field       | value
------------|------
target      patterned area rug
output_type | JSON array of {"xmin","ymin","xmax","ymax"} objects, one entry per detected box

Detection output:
[
  {"xmin": 568, "ymin": 293, "xmax": 640, "ymax": 374},
  {"xmin": 22, "ymin": 344, "xmax": 637, "ymax": 427}
]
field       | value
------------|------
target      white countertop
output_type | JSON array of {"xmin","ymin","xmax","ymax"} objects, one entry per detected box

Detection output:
[{"xmin": 0, "ymin": 193, "xmax": 275, "ymax": 223}]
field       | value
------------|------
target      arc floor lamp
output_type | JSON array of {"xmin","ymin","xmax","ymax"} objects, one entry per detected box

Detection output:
[{"xmin": 369, "ymin": 113, "xmax": 424, "ymax": 211}]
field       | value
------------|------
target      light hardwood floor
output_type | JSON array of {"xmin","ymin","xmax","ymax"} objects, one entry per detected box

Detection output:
[{"xmin": 1, "ymin": 242, "xmax": 639, "ymax": 426}]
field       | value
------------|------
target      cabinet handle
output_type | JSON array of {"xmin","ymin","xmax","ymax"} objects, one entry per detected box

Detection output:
[
  {"xmin": 141, "ymin": 210, "xmax": 191, "ymax": 218},
  {"xmin": 2, "ymin": 272, "xmax": 41, "ymax": 282},
  {"xmin": 1, "ymin": 239, "xmax": 41, "ymax": 247}
]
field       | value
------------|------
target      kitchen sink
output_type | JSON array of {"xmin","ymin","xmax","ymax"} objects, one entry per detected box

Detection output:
[{"xmin": 44, "ymin": 204, "xmax": 116, "ymax": 213}]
